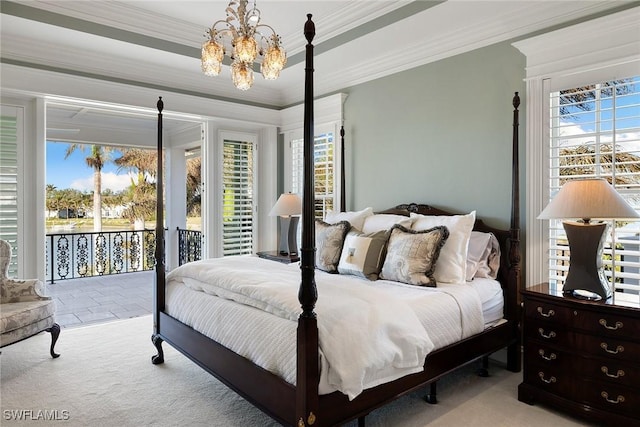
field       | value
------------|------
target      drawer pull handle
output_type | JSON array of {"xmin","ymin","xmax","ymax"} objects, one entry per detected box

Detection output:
[
  {"xmin": 538, "ymin": 349, "xmax": 556, "ymax": 361},
  {"xmin": 601, "ymin": 366, "xmax": 625, "ymax": 379},
  {"xmin": 599, "ymin": 319, "xmax": 623, "ymax": 330},
  {"xmin": 537, "ymin": 307, "xmax": 555, "ymax": 318},
  {"xmin": 538, "ymin": 328, "xmax": 556, "ymax": 339},
  {"xmin": 538, "ymin": 372, "xmax": 556, "ymax": 384},
  {"xmin": 601, "ymin": 391, "xmax": 625, "ymax": 404},
  {"xmin": 600, "ymin": 343, "xmax": 624, "ymax": 355}
]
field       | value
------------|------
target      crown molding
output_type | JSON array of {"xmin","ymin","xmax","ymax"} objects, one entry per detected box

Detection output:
[
  {"xmin": 282, "ymin": 1, "xmax": 414, "ymax": 55},
  {"xmin": 513, "ymin": 6, "xmax": 640, "ymax": 81},
  {"xmin": 306, "ymin": 1, "xmax": 632, "ymax": 103},
  {"xmin": 3, "ymin": 1, "xmax": 632, "ymax": 108},
  {"xmin": 14, "ymin": 0, "xmax": 200, "ymax": 46},
  {"xmin": 0, "ymin": 64, "xmax": 282, "ymax": 126},
  {"xmin": 0, "ymin": 31, "xmax": 286, "ymax": 108}
]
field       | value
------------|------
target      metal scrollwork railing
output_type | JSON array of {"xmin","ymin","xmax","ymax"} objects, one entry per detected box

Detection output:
[
  {"xmin": 46, "ymin": 229, "xmax": 167, "ymax": 283},
  {"xmin": 46, "ymin": 228, "xmax": 201, "ymax": 282},
  {"xmin": 178, "ymin": 228, "xmax": 203, "ymax": 266}
]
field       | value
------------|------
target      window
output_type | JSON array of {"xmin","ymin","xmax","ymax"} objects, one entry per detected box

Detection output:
[
  {"xmin": 222, "ymin": 138, "xmax": 254, "ymax": 256},
  {"xmin": 290, "ymin": 131, "xmax": 335, "ymax": 219},
  {"xmin": 0, "ymin": 108, "xmax": 20, "ymax": 276},
  {"xmin": 547, "ymin": 76, "xmax": 640, "ymax": 300}
]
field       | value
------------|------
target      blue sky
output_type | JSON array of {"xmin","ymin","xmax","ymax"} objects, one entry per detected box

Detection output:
[{"xmin": 47, "ymin": 142, "xmax": 133, "ymax": 193}]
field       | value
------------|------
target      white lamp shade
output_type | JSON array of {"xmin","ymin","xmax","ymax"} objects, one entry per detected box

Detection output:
[
  {"xmin": 538, "ymin": 178, "xmax": 639, "ymax": 221},
  {"xmin": 269, "ymin": 193, "xmax": 302, "ymax": 217}
]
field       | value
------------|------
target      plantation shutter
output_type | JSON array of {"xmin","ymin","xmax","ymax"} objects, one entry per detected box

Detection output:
[
  {"xmin": 222, "ymin": 139, "xmax": 254, "ymax": 256},
  {"xmin": 548, "ymin": 76, "xmax": 640, "ymax": 302},
  {"xmin": 291, "ymin": 132, "xmax": 335, "ymax": 219},
  {"xmin": 0, "ymin": 109, "xmax": 19, "ymax": 276}
]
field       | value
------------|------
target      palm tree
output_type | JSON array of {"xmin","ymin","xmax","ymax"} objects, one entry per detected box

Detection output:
[
  {"xmin": 186, "ymin": 156, "xmax": 201, "ymax": 216},
  {"xmin": 558, "ymin": 79, "xmax": 633, "ymax": 117},
  {"xmin": 115, "ymin": 148, "xmax": 158, "ymax": 228},
  {"xmin": 559, "ymin": 143, "xmax": 640, "ymax": 187},
  {"xmin": 64, "ymin": 144, "xmax": 114, "ymax": 232},
  {"xmin": 45, "ymin": 184, "xmax": 58, "ymax": 218}
]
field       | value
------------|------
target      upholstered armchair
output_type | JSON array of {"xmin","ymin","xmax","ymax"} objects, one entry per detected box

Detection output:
[{"xmin": 0, "ymin": 239, "xmax": 60, "ymax": 358}]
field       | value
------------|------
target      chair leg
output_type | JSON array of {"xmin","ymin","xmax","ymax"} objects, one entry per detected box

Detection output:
[{"xmin": 46, "ymin": 323, "xmax": 61, "ymax": 358}]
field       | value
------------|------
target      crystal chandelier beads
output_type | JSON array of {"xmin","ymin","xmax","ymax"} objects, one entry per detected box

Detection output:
[
  {"xmin": 201, "ymin": 38, "xmax": 224, "ymax": 76},
  {"xmin": 200, "ymin": 0, "xmax": 287, "ymax": 90},
  {"xmin": 231, "ymin": 60, "xmax": 254, "ymax": 91},
  {"xmin": 260, "ymin": 35, "xmax": 286, "ymax": 80},
  {"xmin": 233, "ymin": 35, "xmax": 258, "ymax": 63}
]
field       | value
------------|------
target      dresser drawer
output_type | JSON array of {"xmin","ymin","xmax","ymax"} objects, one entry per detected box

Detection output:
[
  {"xmin": 573, "ymin": 332, "xmax": 640, "ymax": 364},
  {"xmin": 524, "ymin": 342, "xmax": 570, "ymax": 369},
  {"xmin": 575, "ymin": 308, "xmax": 640, "ymax": 339},
  {"xmin": 523, "ymin": 321, "xmax": 569, "ymax": 346},
  {"xmin": 523, "ymin": 362, "xmax": 579, "ymax": 399},
  {"xmin": 582, "ymin": 357, "xmax": 640, "ymax": 388},
  {"xmin": 583, "ymin": 379, "xmax": 640, "ymax": 419},
  {"xmin": 524, "ymin": 299, "xmax": 573, "ymax": 324}
]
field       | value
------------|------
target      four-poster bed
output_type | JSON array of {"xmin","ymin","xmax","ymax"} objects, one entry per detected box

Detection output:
[{"xmin": 151, "ymin": 14, "xmax": 522, "ymax": 427}]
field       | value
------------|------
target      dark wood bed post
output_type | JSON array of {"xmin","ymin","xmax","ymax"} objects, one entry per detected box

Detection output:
[
  {"xmin": 296, "ymin": 14, "xmax": 320, "ymax": 427},
  {"xmin": 506, "ymin": 92, "xmax": 522, "ymax": 372},
  {"xmin": 151, "ymin": 96, "xmax": 166, "ymax": 364},
  {"xmin": 340, "ymin": 125, "xmax": 346, "ymax": 212}
]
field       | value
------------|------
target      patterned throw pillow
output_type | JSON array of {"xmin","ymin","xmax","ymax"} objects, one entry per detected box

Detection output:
[
  {"xmin": 380, "ymin": 224, "xmax": 449, "ymax": 287},
  {"xmin": 315, "ymin": 220, "xmax": 350, "ymax": 273},
  {"xmin": 337, "ymin": 230, "xmax": 390, "ymax": 280}
]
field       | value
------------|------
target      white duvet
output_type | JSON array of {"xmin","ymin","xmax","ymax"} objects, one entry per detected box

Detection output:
[{"xmin": 166, "ymin": 256, "xmax": 485, "ymax": 399}]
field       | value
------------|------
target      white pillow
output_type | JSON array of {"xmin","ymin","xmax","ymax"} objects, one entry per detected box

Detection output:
[
  {"xmin": 410, "ymin": 211, "xmax": 476, "ymax": 283},
  {"xmin": 466, "ymin": 231, "xmax": 501, "ymax": 281},
  {"xmin": 362, "ymin": 214, "xmax": 413, "ymax": 234},
  {"xmin": 325, "ymin": 207, "xmax": 373, "ymax": 232}
]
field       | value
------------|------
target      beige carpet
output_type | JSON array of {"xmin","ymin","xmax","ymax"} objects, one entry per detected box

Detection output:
[{"xmin": 1, "ymin": 315, "xmax": 590, "ymax": 426}]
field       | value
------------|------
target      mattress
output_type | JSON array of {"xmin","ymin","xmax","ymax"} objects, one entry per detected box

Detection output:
[
  {"xmin": 467, "ymin": 277, "xmax": 505, "ymax": 326},
  {"xmin": 164, "ymin": 257, "xmax": 503, "ymax": 398}
]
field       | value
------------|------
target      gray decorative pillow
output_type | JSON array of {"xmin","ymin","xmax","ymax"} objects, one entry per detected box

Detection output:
[
  {"xmin": 315, "ymin": 220, "xmax": 350, "ymax": 273},
  {"xmin": 338, "ymin": 230, "xmax": 390, "ymax": 280},
  {"xmin": 380, "ymin": 224, "xmax": 449, "ymax": 287}
]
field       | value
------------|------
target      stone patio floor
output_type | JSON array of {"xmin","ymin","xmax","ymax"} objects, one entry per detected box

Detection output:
[{"xmin": 45, "ymin": 271, "xmax": 153, "ymax": 328}]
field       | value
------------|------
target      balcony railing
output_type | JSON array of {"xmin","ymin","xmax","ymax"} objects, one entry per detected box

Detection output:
[
  {"xmin": 178, "ymin": 228, "xmax": 203, "ymax": 266},
  {"xmin": 46, "ymin": 228, "xmax": 202, "ymax": 283}
]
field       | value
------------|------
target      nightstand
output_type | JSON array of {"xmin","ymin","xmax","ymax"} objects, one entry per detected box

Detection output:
[
  {"xmin": 518, "ymin": 283, "xmax": 640, "ymax": 426},
  {"xmin": 256, "ymin": 251, "xmax": 299, "ymax": 264}
]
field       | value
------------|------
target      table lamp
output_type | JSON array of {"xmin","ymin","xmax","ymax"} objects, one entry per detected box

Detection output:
[
  {"xmin": 538, "ymin": 178, "xmax": 639, "ymax": 300},
  {"xmin": 269, "ymin": 193, "xmax": 302, "ymax": 256}
]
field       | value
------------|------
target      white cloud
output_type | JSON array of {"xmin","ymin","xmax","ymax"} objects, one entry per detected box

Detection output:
[
  {"xmin": 70, "ymin": 172, "xmax": 134, "ymax": 193},
  {"xmin": 558, "ymin": 121, "xmax": 640, "ymax": 151}
]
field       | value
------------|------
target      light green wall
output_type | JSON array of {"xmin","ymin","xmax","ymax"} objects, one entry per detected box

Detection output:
[{"xmin": 342, "ymin": 41, "xmax": 526, "ymax": 230}]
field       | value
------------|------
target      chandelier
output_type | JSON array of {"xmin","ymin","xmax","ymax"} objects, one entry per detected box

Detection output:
[{"xmin": 201, "ymin": 0, "xmax": 287, "ymax": 90}]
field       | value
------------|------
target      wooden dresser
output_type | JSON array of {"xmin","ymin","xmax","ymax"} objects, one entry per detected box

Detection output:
[{"xmin": 518, "ymin": 283, "xmax": 640, "ymax": 426}]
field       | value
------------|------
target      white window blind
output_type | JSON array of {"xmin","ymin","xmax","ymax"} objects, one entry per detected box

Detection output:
[
  {"xmin": 222, "ymin": 139, "xmax": 254, "ymax": 256},
  {"xmin": 548, "ymin": 76, "xmax": 640, "ymax": 302},
  {"xmin": 0, "ymin": 112, "xmax": 19, "ymax": 276},
  {"xmin": 291, "ymin": 132, "xmax": 335, "ymax": 219}
]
